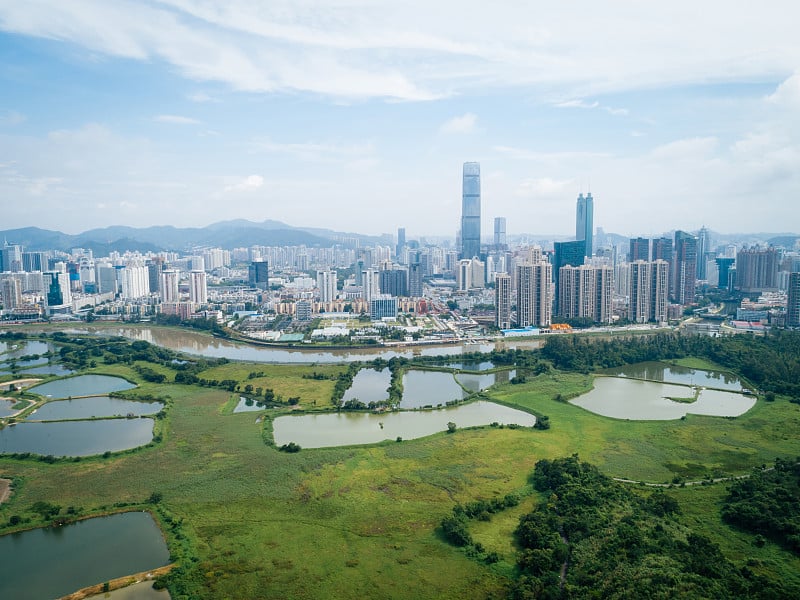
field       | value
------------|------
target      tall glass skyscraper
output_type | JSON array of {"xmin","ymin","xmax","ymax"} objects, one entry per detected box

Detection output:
[
  {"xmin": 460, "ymin": 162, "xmax": 481, "ymax": 259},
  {"xmin": 576, "ymin": 193, "xmax": 594, "ymax": 258}
]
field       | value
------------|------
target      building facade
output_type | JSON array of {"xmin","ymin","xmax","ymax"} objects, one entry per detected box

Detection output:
[
  {"xmin": 558, "ymin": 264, "xmax": 613, "ymax": 324},
  {"xmin": 495, "ymin": 273, "xmax": 512, "ymax": 329},
  {"xmin": 575, "ymin": 193, "xmax": 594, "ymax": 258},
  {"xmin": 787, "ymin": 272, "xmax": 800, "ymax": 328},
  {"xmin": 460, "ymin": 162, "xmax": 481, "ymax": 259},
  {"xmin": 516, "ymin": 260, "xmax": 552, "ymax": 327},
  {"xmin": 628, "ymin": 260, "xmax": 669, "ymax": 323}
]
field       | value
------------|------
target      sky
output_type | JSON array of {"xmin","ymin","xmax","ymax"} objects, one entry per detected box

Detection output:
[{"xmin": 0, "ymin": 1, "xmax": 799, "ymax": 239}]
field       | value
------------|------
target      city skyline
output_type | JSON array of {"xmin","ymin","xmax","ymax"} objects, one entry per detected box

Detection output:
[{"xmin": 1, "ymin": 2, "xmax": 799, "ymax": 236}]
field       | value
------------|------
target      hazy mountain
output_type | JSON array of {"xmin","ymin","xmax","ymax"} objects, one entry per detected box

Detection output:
[{"xmin": 0, "ymin": 221, "xmax": 353, "ymax": 253}]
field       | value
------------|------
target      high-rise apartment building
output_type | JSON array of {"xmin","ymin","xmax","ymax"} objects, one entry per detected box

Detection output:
[
  {"xmin": 160, "ymin": 270, "xmax": 180, "ymax": 303},
  {"xmin": 673, "ymin": 231, "xmax": 697, "ymax": 305},
  {"xmin": 495, "ymin": 273, "xmax": 512, "ymax": 329},
  {"xmin": 558, "ymin": 264, "xmax": 613, "ymax": 324},
  {"xmin": 118, "ymin": 265, "xmax": 150, "ymax": 300},
  {"xmin": 715, "ymin": 257, "xmax": 735, "ymax": 290},
  {"xmin": 1, "ymin": 277, "xmax": 22, "ymax": 309},
  {"xmin": 787, "ymin": 272, "xmax": 800, "ymax": 328},
  {"xmin": 553, "ymin": 240, "xmax": 586, "ymax": 314},
  {"xmin": 189, "ymin": 270, "xmax": 207, "ymax": 304},
  {"xmin": 316, "ymin": 270, "xmax": 337, "ymax": 303},
  {"xmin": 628, "ymin": 260, "xmax": 669, "ymax": 323},
  {"xmin": 516, "ymin": 260, "xmax": 552, "ymax": 327},
  {"xmin": 362, "ymin": 269, "xmax": 380, "ymax": 302},
  {"xmin": 576, "ymin": 193, "xmax": 594, "ymax": 258},
  {"xmin": 735, "ymin": 246, "xmax": 779, "ymax": 294},
  {"xmin": 460, "ymin": 162, "xmax": 481, "ymax": 259},
  {"xmin": 629, "ymin": 237, "xmax": 650, "ymax": 262}
]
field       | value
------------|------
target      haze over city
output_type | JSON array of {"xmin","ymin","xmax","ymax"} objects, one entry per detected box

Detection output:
[{"xmin": 1, "ymin": 1, "xmax": 799, "ymax": 236}]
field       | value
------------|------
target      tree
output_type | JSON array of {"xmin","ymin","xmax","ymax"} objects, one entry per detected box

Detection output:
[{"xmin": 447, "ymin": 422, "xmax": 457, "ymax": 434}]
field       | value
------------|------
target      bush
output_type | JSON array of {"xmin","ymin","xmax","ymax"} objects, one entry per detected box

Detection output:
[{"xmin": 279, "ymin": 442, "xmax": 301, "ymax": 453}]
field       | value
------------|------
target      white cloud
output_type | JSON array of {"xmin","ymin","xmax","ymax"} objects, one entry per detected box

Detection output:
[
  {"xmin": 251, "ymin": 138, "xmax": 375, "ymax": 163},
  {"xmin": 154, "ymin": 114, "xmax": 200, "ymax": 124},
  {"xmin": 767, "ymin": 72, "xmax": 800, "ymax": 107},
  {"xmin": 225, "ymin": 174, "xmax": 264, "ymax": 192},
  {"xmin": 440, "ymin": 113, "xmax": 478, "ymax": 134},
  {"xmin": 516, "ymin": 177, "xmax": 574, "ymax": 197},
  {"xmin": 0, "ymin": 110, "xmax": 26, "ymax": 125},
  {"xmin": 1, "ymin": 1, "xmax": 798, "ymax": 101},
  {"xmin": 187, "ymin": 91, "xmax": 219, "ymax": 103},
  {"xmin": 554, "ymin": 99, "xmax": 599, "ymax": 109}
]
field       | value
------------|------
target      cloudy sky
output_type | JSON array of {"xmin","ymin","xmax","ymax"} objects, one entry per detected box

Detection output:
[{"xmin": 1, "ymin": 1, "xmax": 799, "ymax": 238}]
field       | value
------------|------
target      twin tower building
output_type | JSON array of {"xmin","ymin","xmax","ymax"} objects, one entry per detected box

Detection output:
[{"xmin": 459, "ymin": 162, "xmax": 616, "ymax": 330}]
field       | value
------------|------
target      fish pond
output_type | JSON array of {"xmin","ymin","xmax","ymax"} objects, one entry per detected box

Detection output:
[
  {"xmin": 341, "ymin": 368, "xmax": 391, "ymax": 405},
  {"xmin": 29, "ymin": 374, "xmax": 136, "ymax": 399},
  {"xmin": 570, "ymin": 376, "xmax": 755, "ymax": 420},
  {"xmin": 29, "ymin": 396, "xmax": 164, "ymax": 421},
  {"xmin": 0, "ymin": 418, "xmax": 155, "ymax": 456},
  {"xmin": 600, "ymin": 361, "xmax": 743, "ymax": 391},
  {"xmin": 272, "ymin": 400, "xmax": 536, "ymax": 448},
  {"xmin": 0, "ymin": 511, "xmax": 169, "ymax": 600}
]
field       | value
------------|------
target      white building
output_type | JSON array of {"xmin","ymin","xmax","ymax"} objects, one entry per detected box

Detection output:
[
  {"xmin": 317, "ymin": 269, "xmax": 337, "ymax": 303},
  {"xmin": 160, "ymin": 270, "xmax": 180, "ymax": 303},
  {"xmin": 118, "ymin": 265, "xmax": 150, "ymax": 299},
  {"xmin": 189, "ymin": 270, "xmax": 208, "ymax": 304}
]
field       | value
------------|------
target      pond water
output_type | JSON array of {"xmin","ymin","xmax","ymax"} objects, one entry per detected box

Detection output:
[
  {"xmin": 0, "ymin": 356, "xmax": 50, "ymax": 370},
  {"xmin": 0, "ymin": 399, "xmax": 20, "ymax": 418},
  {"xmin": 444, "ymin": 361, "xmax": 496, "ymax": 371},
  {"xmin": 342, "ymin": 368, "xmax": 391, "ymax": 404},
  {"xmin": 570, "ymin": 377, "xmax": 756, "ymax": 420},
  {"xmin": 400, "ymin": 371, "xmax": 467, "ymax": 408},
  {"xmin": 456, "ymin": 369, "xmax": 516, "ymax": 393},
  {"xmin": 29, "ymin": 375, "xmax": 136, "ymax": 399},
  {"xmin": 233, "ymin": 396, "xmax": 267, "ymax": 413},
  {"xmin": 29, "ymin": 396, "xmax": 164, "ymax": 421},
  {"xmin": 0, "ymin": 418, "xmax": 154, "ymax": 456},
  {"xmin": 75, "ymin": 325, "xmax": 544, "ymax": 363},
  {"xmin": 12, "ymin": 363, "xmax": 74, "ymax": 376},
  {"xmin": 600, "ymin": 361, "xmax": 742, "ymax": 391},
  {"xmin": 0, "ymin": 340, "xmax": 52, "ymax": 359},
  {"xmin": 0, "ymin": 511, "xmax": 169, "ymax": 600},
  {"xmin": 272, "ymin": 401, "xmax": 537, "ymax": 448}
]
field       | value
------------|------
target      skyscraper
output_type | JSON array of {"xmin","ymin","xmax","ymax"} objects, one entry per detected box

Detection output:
[
  {"xmin": 696, "ymin": 227, "xmax": 710, "ymax": 279},
  {"xmin": 673, "ymin": 231, "xmax": 697, "ymax": 305},
  {"xmin": 493, "ymin": 217, "xmax": 507, "ymax": 250},
  {"xmin": 495, "ymin": 273, "xmax": 511, "ymax": 329},
  {"xmin": 160, "ymin": 270, "xmax": 180, "ymax": 303},
  {"xmin": 576, "ymin": 193, "xmax": 594, "ymax": 258},
  {"xmin": 460, "ymin": 162, "xmax": 481, "ymax": 259},
  {"xmin": 629, "ymin": 237, "xmax": 650, "ymax": 262},
  {"xmin": 248, "ymin": 260, "xmax": 269, "ymax": 290},
  {"xmin": 396, "ymin": 227, "xmax": 406, "ymax": 259}
]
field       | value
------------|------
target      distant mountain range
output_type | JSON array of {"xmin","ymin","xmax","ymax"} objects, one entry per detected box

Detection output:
[
  {"xmin": 0, "ymin": 220, "xmax": 391, "ymax": 253},
  {"xmin": 0, "ymin": 221, "xmax": 796, "ymax": 255}
]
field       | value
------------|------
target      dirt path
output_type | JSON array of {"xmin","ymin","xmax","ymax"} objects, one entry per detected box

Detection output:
[
  {"xmin": 2, "ymin": 377, "xmax": 42, "ymax": 389},
  {"xmin": 0, "ymin": 478, "xmax": 11, "ymax": 504}
]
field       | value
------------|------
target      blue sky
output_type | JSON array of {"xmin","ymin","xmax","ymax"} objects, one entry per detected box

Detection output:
[{"xmin": 0, "ymin": 1, "xmax": 799, "ymax": 238}]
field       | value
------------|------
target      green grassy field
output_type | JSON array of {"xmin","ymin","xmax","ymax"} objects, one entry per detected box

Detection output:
[{"xmin": 1, "ymin": 346, "xmax": 799, "ymax": 599}]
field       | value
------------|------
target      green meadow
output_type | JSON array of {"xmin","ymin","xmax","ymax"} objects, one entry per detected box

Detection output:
[{"xmin": 1, "ymin": 337, "xmax": 799, "ymax": 598}]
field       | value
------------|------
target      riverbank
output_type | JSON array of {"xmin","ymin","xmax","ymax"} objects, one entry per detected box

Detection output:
[{"xmin": 60, "ymin": 564, "xmax": 174, "ymax": 600}]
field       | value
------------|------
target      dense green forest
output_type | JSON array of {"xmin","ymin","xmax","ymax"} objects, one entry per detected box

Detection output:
[
  {"xmin": 722, "ymin": 458, "xmax": 800, "ymax": 553},
  {"xmin": 541, "ymin": 331, "xmax": 800, "ymax": 396},
  {"xmin": 511, "ymin": 456, "xmax": 791, "ymax": 599}
]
